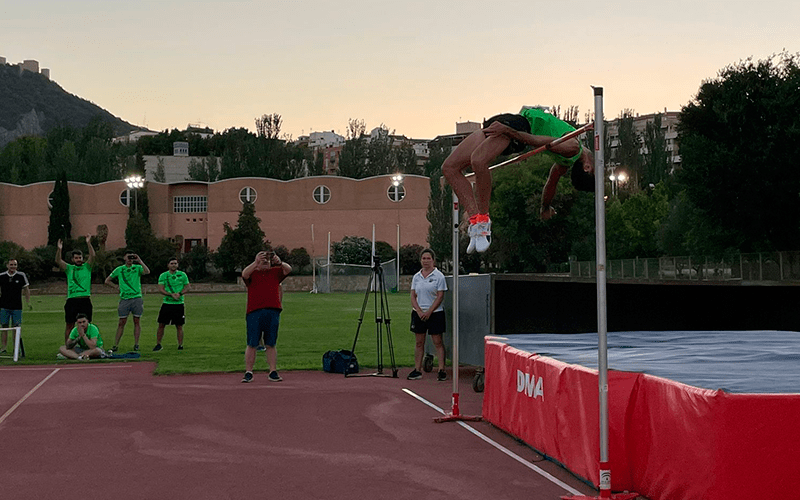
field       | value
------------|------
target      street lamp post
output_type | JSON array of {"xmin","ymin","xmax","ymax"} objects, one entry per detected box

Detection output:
[
  {"xmin": 390, "ymin": 174, "xmax": 405, "ymax": 290},
  {"xmin": 125, "ymin": 175, "xmax": 145, "ymax": 213}
]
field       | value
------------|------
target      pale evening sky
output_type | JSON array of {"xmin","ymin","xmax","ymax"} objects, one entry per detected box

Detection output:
[{"xmin": 2, "ymin": 0, "xmax": 798, "ymax": 140}]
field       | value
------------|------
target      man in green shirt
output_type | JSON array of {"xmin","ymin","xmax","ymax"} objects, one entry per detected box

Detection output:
[
  {"xmin": 56, "ymin": 235, "xmax": 96, "ymax": 345},
  {"xmin": 104, "ymin": 250, "xmax": 150, "ymax": 352},
  {"xmin": 153, "ymin": 258, "xmax": 190, "ymax": 351},
  {"xmin": 58, "ymin": 313, "xmax": 105, "ymax": 360}
]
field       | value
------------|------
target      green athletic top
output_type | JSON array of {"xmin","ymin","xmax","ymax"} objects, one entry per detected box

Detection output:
[
  {"xmin": 519, "ymin": 107, "xmax": 583, "ymax": 166},
  {"xmin": 65, "ymin": 263, "xmax": 93, "ymax": 299},
  {"xmin": 158, "ymin": 270, "xmax": 189, "ymax": 304},
  {"xmin": 109, "ymin": 264, "xmax": 145, "ymax": 300},
  {"xmin": 69, "ymin": 323, "xmax": 103, "ymax": 349}
]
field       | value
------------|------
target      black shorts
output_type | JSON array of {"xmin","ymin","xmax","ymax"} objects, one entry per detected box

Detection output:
[
  {"xmin": 64, "ymin": 297, "xmax": 93, "ymax": 324},
  {"xmin": 410, "ymin": 310, "xmax": 446, "ymax": 336},
  {"xmin": 157, "ymin": 303, "xmax": 186, "ymax": 326},
  {"xmin": 483, "ymin": 113, "xmax": 531, "ymax": 156}
]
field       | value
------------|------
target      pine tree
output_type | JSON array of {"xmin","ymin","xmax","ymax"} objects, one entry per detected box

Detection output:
[{"xmin": 47, "ymin": 170, "xmax": 71, "ymax": 245}]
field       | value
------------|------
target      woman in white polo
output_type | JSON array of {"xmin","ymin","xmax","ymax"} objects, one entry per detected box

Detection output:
[{"xmin": 407, "ymin": 249, "xmax": 447, "ymax": 381}]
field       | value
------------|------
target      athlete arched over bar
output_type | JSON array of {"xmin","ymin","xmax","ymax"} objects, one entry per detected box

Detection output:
[{"xmin": 442, "ymin": 106, "xmax": 595, "ymax": 253}]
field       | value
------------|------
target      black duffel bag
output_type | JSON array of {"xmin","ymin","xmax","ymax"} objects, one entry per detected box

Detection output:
[{"xmin": 322, "ymin": 349, "xmax": 359, "ymax": 374}]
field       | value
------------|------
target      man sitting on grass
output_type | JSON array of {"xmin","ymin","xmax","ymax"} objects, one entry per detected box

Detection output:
[{"xmin": 58, "ymin": 313, "xmax": 105, "ymax": 360}]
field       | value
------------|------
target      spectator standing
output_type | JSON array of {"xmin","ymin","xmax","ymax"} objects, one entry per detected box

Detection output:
[
  {"xmin": 241, "ymin": 250, "xmax": 291, "ymax": 383},
  {"xmin": 0, "ymin": 259, "xmax": 32, "ymax": 354},
  {"xmin": 407, "ymin": 249, "xmax": 448, "ymax": 381},
  {"xmin": 56, "ymin": 236, "xmax": 96, "ymax": 344},
  {"xmin": 153, "ymin": 258, "xmax": 190, "ymax": 351},
  {"xmin": 105, "ymin": 251, "xmax": 150, "ymax": 352}
]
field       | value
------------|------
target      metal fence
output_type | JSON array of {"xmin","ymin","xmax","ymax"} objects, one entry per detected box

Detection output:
[{"xmin": 570, "ymin": 251, "xmax": 800, "ymax": 282}]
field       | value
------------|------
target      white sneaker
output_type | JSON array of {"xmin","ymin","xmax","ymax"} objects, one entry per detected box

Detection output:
[
  {"xmin": 466, "ymin": 222, "xmax": 478, "ymax": 254},
  {"xmin": 474, "ymin": 219, "xmax": 492, "ymax": 253}
]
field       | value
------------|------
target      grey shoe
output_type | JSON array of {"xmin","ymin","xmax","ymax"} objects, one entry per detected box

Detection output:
[
  {"xmin": 268, "ymin": 371, "xmax": 282, "ymax": 382},
  {"xmin": 407, "ymin": 369, "xmax": 423, "ymax": 380},
  {"xmin": 241, "ymin": 371, "xmax": 254, "ymax": 383}
]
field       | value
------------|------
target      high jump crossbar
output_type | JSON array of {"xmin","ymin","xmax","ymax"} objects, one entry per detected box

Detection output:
[{"xmin": 465, "ymin": 121, "xmax": 594, "ymax": 178}]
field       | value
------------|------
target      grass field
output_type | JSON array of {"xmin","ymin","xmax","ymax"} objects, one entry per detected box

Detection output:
[{"xmin": 1, "ymin": 291, "xmax": 418, "ymax": 375}]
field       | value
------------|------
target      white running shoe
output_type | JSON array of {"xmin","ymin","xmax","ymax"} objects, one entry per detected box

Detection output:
[
  {"xmin": 474, "ymin": 219, "xmax": 492, "ymax": 253},
  {"xmin": 466, "ymin": 222, "xmax": 478, "ymax": 254}
]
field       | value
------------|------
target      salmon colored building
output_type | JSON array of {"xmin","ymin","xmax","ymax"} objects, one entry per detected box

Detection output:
[{"xmin": 0, "ymin": 175, "xmax": 431, "ymax": 255}]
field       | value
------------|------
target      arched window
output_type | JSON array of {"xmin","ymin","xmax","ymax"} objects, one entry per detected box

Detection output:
[
  {"xmin": 119, "ymin": 189, "xmax": 131, "ymax": 207},
  {"xmin": 47, "ymin": 191, "xmax": 54, "ymax": 208},
  {"xmin": 313, "ymin": 185, "xmax": 331, "ymax": 204},
  {"xmin": 239, "ymin": 186, "xmax": 257, "ymax": 204}
]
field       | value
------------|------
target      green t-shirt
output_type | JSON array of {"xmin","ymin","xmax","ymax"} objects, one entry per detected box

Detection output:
[
  {"xmin": 158, "ymin": 270, "xmax": 189, "ymax": 304},
  {"xmin": 69, "ymin": 323, "xmax": 103, "ymax": 349},
  {"xmin": 65, "ymin": 263, "xmax": 92, "ymax": 299},
  {"xmin": 519, "ymin": 107, "xmax": 582, "ymax": 166},
  {"xmin": 109, "ymin": 264, "xmax": 144, "ymax": 300}
]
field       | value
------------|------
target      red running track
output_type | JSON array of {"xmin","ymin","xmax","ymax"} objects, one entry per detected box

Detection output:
[{"xmin": 0, "ymin": 363, "xmax": 598, "ymax": 500}]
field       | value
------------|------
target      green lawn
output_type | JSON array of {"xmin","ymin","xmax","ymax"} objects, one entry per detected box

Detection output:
[{"xmin": 2, "ymin": 291, "xmax": 417, "ymax": 375}]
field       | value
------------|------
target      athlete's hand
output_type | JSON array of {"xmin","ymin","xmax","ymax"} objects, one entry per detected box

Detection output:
[
  {"xmin": 57, "ymin": 239, "xmax": 63, "ymax": 249},
  {"xmin": 483, "ymin": 121, "xmax": 513, "ymax": 138},
  {"xmin": 540, "ymin": 206, "xmax": 557, "ymax": 220}
]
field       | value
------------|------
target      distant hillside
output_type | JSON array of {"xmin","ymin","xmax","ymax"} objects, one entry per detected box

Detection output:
[{"xmin": 0, "ymin": 63, "xmax": 137, "ymax": 147}]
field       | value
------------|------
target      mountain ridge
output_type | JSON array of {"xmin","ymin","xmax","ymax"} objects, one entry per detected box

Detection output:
[{"xmin": 0, "ymin": 63, "xmax": 138, "ymax": 147}]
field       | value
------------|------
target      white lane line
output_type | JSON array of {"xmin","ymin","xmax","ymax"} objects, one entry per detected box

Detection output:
[
  {"xmin": 402, "ymin": 388, "xmax": 582, "ymax": 497},
  {"xmin": 0, "ymin": 368, "xmax": 60, "ymax": 428},
  {"xmin": 0, "ymin": 364, "xmax": 135, "ymax": 371}
]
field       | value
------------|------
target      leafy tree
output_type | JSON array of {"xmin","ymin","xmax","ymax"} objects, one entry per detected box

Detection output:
[
  {"xmin": 181, "ymin": 244, "xmax": 213, "ymax": 281},
  {"xmin": 678, "ymin": 51, "xmax": 800, "ymax": 253},
  {"xmin": 187, "ymin": 155, "xmax": 220, "ymax": 182},
  {"xmin": 287, "ymin": 247, "xmax": 311, "ymax": 273},
  {"xmin": 396, "ymin": 144, "xmax": 422, "ymax": 175},
  {"xmin": 51, "ymin": 141, "xmax": 79, "ymax": 180},
  {"xmin": 255, "ymin": 113, "xmax": 282, "ymax": 139},
  {"xmin": 399, "ymin": 244, "xmax": 425, "ymax": 275},
  {"xmin": 47, "ymin": 171, "xmax": 71, "ymax": 245},
  {"xmin": 153, "ymin": 157, "xmax": 166, "ymax": 183},
  {"xmin": 605, "ymin": 184, "xmax": 670, "ymax": 259},
  {"xmin": 642, "ymin": 114, "xmax": 670, "ymax": 187},
  {"xmin": 366, "ymin": 125, "xmax": 396, "ymax": 176},
  {"xmin": 615, "ymin": 109, "xmax": 642, "ymax": 191},
  {"xmin": 424, "ymin": 139, "xmax": 453, "ymax": 269},
  {"xmin": 338, "ymin": 119, "xmax": 369, "ymax": 178},
  {"xmin": 375, "ymin": 240, "xmax": 395, "ymax": 264},
  {"xmin": 214, "ymin": 202, "xmax": 267, "ymax": 277},
  {"xmin": 331, "ymin": 235, "xmax": 372, "ymax": 265}
]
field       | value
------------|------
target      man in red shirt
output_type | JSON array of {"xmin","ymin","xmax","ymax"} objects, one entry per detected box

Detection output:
[{"xmin": 241, "ymin": 250, "xmax": 292, "ymax": 383}]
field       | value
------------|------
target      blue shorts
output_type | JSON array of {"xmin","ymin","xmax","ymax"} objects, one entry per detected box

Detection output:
[
  {"xmin": 246, "ymin": 308, "xmax": 281, "ymax": 348},
  {"xmin": 0, "ymin": 309, "xmax": 22, "ymax": 327}
]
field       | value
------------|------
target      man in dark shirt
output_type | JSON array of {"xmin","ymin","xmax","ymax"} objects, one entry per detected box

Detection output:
[{"xmin": 0, "ymin": 259, "xmax": 32, "ymax": 354}]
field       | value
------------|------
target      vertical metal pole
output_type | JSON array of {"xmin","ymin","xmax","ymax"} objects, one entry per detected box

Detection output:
[
  {"xmin": 327, "ymin": 232, "xmax": 331, "ymax": 291},
  {"xmin": 397, "ymin": 224, "xmax": 401, "ymax": 291},
  {"xmin": 451, "ymin": 191, "xmax": 461, "ymax": 416},
  {"xmin": 593, "ymin": 86, "xmax": 611, "ymax": 498}
]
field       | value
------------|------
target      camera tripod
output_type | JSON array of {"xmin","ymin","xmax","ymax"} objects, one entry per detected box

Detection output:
[{"xmin": 348, "ymin": 256, "xmax": 398, "ymax": 378}]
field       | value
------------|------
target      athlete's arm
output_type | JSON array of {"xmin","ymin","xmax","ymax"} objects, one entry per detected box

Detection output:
[
  {"xmin": 541, "ymin": 163, "xmax": 568, "ymax": 220},
  {"xmin": 85, "ymin": 235, "xmax": 96, "ymax": 266},
  {"xmin": 55, "ymin": 239, "xmax": 67, "ymax": 270}
]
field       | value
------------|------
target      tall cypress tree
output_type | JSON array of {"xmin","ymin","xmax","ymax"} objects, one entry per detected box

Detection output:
[{"xmin": 47, "ymin": 171, "xmax": 72, "ymax": 245}]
